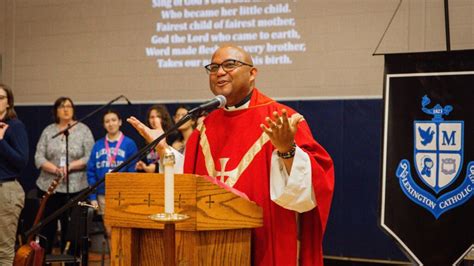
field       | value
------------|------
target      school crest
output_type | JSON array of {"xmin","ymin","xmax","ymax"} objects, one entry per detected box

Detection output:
[
  {"xmin": 381, "ymin": 51, "xmax": 474, "ymax": 266},
  {"xmin": 396, "ymin": 95, "xmax": 473, "ymax": 218}
]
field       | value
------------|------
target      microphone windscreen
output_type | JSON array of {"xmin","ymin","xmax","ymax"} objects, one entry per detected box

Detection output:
[{"xmin": 215, "ymin": 95, "xmax": 227, "ymax": 109}]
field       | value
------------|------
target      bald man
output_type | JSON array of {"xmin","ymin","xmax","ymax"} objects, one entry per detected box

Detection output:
[{"xmin": 129, "ymin": 45, "xmax": 334, "ymax": 266}]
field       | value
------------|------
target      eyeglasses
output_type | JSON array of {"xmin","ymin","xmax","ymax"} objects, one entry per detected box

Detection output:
[
  {"xmin": 0, "ymin": 95, "xmax": 7, "ymax": 100},
  {"xmin": 58, "ymin": 105, "xmax": 73, "ymax": 110},
  {"xmin": 204, "ymin": 59, "xmax": 253, "ymax": 74}
]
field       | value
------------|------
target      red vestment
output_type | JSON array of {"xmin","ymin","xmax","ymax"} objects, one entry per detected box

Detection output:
[{"xmin": 184, "ymin": 89, "xmax": 334, "ymax": 266}]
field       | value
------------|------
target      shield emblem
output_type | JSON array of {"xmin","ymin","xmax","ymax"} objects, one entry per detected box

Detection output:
[{"xmin": 414, "ymin": 121, "xmax": 463, "ymax": 194}]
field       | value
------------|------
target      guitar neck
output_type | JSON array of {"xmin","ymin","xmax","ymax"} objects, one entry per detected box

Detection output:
[
  {"xmin": 27, "ymin": 195, "xmax": 50, "ymax": 243},
  {"xmin": 27, "ymin": 175, "xmax": 62, "ymax": 243}
]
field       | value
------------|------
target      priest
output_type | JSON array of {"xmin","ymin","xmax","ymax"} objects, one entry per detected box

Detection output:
[{"xmin": 128, "ymin": 45, "xmax": 334, "ymax": 266}]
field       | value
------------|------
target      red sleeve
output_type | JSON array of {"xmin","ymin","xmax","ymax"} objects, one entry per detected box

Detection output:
[{"xmin": 296, "ymin": 120, "xmax": 335, "ymax": 266}]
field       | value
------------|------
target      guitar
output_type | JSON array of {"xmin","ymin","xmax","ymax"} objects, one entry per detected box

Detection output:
[{"xmin": 13, "ymin": 173, "xmax": 64, "ymax": 266}]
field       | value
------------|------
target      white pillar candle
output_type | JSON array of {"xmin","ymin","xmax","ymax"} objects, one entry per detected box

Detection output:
[
  {"xmin": 164, "ymin": 164, "xmax": 174, "ymax": 213},
  {"xmin": 163, "ymin": 149, "xmax": 175, "ymax": 214}
]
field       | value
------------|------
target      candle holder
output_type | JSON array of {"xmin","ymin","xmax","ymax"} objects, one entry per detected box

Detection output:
[{"xmin": 149, "ymin": 212, "xmax": 189, "ymax": 223}]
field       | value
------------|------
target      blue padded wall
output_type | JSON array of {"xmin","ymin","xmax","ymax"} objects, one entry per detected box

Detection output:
[{"xmin": 15, "ymin": 99, "xmax": 408, "ymax": 262}]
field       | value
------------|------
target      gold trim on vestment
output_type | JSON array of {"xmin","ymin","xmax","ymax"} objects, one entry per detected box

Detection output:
[
  {"xmin": 199, "ymin": 126, "xmax": 216, "ymax": 176},
  {"xmin": 198, "ymin": 124, "xmax": 271, "ymax": 187}
]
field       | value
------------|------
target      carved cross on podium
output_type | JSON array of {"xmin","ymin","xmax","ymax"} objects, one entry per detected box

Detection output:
[
  {"xmin": 206, "ymin": 195, "xmax": 215, "ymax": 208},
  {"xmin": 174, "ymin": 193, "xmax": 186, "ymax": 209},
  {"xmin": 114, "ymin": 192, "xmax": 124, "ymax": 206},
  {"xmin": 143, "ymin": 193, "xmax": 155, "ymax": 207}
]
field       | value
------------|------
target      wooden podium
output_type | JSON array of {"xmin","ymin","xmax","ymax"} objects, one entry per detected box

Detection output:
[{"xmin": 104, "ymin": 173, "xmax": 263, "ymax": 266}]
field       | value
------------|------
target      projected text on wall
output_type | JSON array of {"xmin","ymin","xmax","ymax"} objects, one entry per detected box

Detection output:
[{"xmin": 146, "ymin": 0, "xmax": 307, "ymax": 69}]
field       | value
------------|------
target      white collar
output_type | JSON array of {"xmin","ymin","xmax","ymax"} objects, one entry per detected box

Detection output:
[{"xmin": 225, "ymin": 101, "xmax": 250, "ymax": 111}]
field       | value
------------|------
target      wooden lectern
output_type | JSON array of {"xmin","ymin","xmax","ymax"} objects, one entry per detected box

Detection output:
[{"xmin": 104, "ymin": 173, "xmax": 263, "ymax": 266}]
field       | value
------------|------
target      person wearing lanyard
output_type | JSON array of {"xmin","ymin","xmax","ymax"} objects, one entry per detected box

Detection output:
[
  {"xmin": 0, "ymin": 84, "xmax": 28, "ymax": 265},
  {"xmin": 35, "ymin": 96, "xmax": 95, "ymax": 255},
  {"xmin": 87, "ymin": 109, "xmax": 138, "ymax": 235}
]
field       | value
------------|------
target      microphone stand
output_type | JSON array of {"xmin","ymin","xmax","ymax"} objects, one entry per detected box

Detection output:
[
  {"xmin": 27, "ymin": 111, "xmax": 200, "ymax": 265},
  {"xmin": 47, "ymin": 95, "xmax": 130, "ymax": 265}
]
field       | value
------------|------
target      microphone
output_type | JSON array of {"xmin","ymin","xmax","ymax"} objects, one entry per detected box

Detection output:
[
  {"xmin": 121, "ymin": 95, "xmax": 132, "ymax": 105},
  {"xmin": 188, "ymin": 95, "xmax": 226, "ymax": 116}
]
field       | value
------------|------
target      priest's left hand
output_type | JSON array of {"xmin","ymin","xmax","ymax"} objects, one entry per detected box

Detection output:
[{"xmin": 260, "ymin": 109, "xmax": 304, "ymax": 154}]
